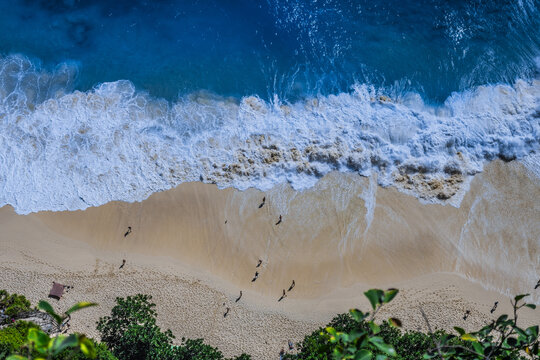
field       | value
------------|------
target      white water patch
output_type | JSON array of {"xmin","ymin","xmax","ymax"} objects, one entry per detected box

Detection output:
[
  {"xmin": 520, "ymin": 152, "xmax": 540, "ymax": 181},
  {"xmin": 0, "ymin": 55, "xmax": 539, "ymax": 214}
]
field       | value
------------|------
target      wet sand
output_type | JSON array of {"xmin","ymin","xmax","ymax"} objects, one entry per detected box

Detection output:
[{"xmin": 0, "ymin": 159, "xmax": 539, "ymax": 359}]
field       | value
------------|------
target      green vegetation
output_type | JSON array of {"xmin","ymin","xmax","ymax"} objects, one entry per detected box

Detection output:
[
  {"xmin": 286, "ymin": 290, "xmax": 539, "ymax": 360},
  {"xmin": 0, "ymin": 291, "xmax": 32, "ymax": 321},
  {"xmin": 0, "ymin": 322, "xmax": 39, "ymax": 358},
  {"xmin": 96, "ymin": 294, "xmax": 250, "ymax": 360},
  {"xmin": 5, "ymin": 299, "xmax": 100, "ymax": 360},
  {"xmin": 2, "ymin": 288, "xmax": 538, "ymax": 360}
]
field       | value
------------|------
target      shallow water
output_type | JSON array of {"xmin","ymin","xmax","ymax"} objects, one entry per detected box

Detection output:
[{"xmin": 0, "ymin": 0, "xmax": 538, "ymax": 213}]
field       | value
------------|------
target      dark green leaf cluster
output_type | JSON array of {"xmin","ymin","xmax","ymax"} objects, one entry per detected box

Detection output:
[
  {"xmin": 97, "ymin": 294, "xmax": 250, "ymax": 360},
  {"xmin": 52, "ymin": 341, "xmax": 118, "ymax": 360},
  {"xmin": 5, "ymin": 300, "xmax": 99, "ymax": 360},
  {"xmin": 324, "ymin": 289, "xmax": 400, "ymax": 359},
  {"xmin": 0, "ymin": 321, "xmax": 39, "ymax": 359},
  {"xmin": 0, "ymin": 291, "xmax": 32, "ymax": 321},
  {"xmin": 0, "ymin": 320, "xmax": 115, "ymax": 360},
  {"xmin": 284, "ymin": 290, "xmax": 539, "ymax": 360},
  {"xmin": 423, "ymin": 294, "xmax": 539, "ymax": 359}
]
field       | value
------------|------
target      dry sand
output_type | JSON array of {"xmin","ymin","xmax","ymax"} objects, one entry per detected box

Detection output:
[{"xmin": 1, "ymin": 159, "xmax": 539, "ymax": 359}]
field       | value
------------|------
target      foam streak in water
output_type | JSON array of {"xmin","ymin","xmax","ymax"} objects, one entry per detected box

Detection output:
[{"xmin": 0, "ymin": 55, "xmax": 538, "ymax": 214}]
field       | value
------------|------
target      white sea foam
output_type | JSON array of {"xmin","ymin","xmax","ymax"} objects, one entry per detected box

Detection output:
[{"xmin": 0, "ymin": 55, "xmax": 538, "ymax": 214}]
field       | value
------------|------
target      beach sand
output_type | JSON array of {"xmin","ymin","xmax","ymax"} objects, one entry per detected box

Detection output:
[{"xmin": 1, "ymin": 159, "xmax": 539, "ymax": 359}]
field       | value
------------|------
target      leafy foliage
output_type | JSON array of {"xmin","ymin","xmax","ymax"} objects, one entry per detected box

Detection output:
[
  {"xmin": 424, "ymin": 294, "xmax": 539, "ymax": 359},
  {"xmin": 284, "ymin": 290, "xmax": 539, "ymax": 360},
  {"xmin": 3, "ymin": 287, "xmax": 538, "ymax": 360},
  {"xmin": 0, "ymin": 321, "xmax": 40, "ymax": 359},
  {"xmin": 96, "ymin": 294, "xmax": 176, "ymax": 360},
  {"xmin": 324, "ymin": 288, "xmax": 400, "ymax": 360},
  {"xmin": 6, "ymin": 300, "xmax": 97, "ymax": 360},
  {"xmin": 283, "ymin": 313, "xmax": 359, "ymax": 360},
  {"xmin": 97, "ymin": 294, "xmax": 250, "ymax": 360},
  {"xmin": 0, "ymin": 291, "xmax": 32, "ymax": 321},
  {"xmin": 53, "ymin": 341, "xmax": 117, "ymax": 360}
]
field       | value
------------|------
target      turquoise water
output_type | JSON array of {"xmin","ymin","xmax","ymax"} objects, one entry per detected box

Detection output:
[
  {"xmin": 0, "ymin": 0, "xmax": 538, "ymax": 102},
  {"xmin": 0, "ymin": 0, "xmax": 538, "ymax": 214}
]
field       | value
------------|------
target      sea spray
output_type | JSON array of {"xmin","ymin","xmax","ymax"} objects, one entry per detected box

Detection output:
[{"xmin": 0, "ymin": 55, "xmax": 538, "ymax": 214}]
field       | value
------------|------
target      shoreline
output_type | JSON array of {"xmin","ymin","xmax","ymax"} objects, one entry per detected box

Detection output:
[{"xmin": 1, "ymin": 159, "xmax": 539, "ymax": 358}]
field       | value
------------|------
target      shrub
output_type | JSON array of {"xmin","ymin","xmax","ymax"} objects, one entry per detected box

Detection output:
[
  {"xmin": 285, "ymin": 290, "xmax": 539, "ymax": 359},
  {"xmin": 0, "ymin": 321, "xmax": 39, "ymax": 359},
  {"xmin": 5, "ymin": 300, "xmax": 98, "ymax": 360},
  {"xmin": 97, "ymin": 294, "xmax": 250, "ymax": 360},
  {"xmin": 54, "ymin": 341, "xmax": 118, "ymax": 360},
  {"xmin": 97, "ymin": 294, "xmax": 176, "ymax": 360},
  {"xmin": 0, "ymin": 291, "xmax": 32, "ymax": 320}
]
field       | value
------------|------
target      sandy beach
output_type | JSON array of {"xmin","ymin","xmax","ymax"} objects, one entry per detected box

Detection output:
[{"xmin": 1, "ymin": 159, "xmax": 539, "ymax": 359}]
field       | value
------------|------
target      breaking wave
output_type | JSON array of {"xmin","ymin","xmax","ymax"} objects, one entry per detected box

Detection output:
[{"xmin": 0, "ymin": 55, "xmax": 538, "ymax": 214}]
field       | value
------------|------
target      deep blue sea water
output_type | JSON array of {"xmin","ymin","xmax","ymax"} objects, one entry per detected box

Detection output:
[
  {"xmin": 0, "ymin": 0, "xmax": 538, "ymax": 102},
  {"xmin": 0, "ymin": 0, "xmax": 538, "ymax": 213}
]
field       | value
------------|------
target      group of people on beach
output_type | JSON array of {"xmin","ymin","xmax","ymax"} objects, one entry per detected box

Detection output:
[{"xmin": 115, "ymin": 197, "xmax": 304, "ymax": 356}]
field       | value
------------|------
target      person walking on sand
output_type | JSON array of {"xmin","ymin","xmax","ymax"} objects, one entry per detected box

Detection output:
[
  {"xmin": 288, "ymin": 280, "xmax": 295, "ymax": 291},
  {"xmin": 224, "ymin": 307, "xmax": 230, "ymax": 317},
  {"xmin": 275, "ymin": 215, "xmax": 282, "ymax": 225},
  {"xmin": 463, "ymin": 310, "xmax": 470, "ymax": 321},
  {"xmin": 256, "ymin": 259, "xmax": 262, "ymax": 268},
  {"xmin": 535, "ymin": 279, "xmax": 540, "ymax": 289},
  {"xmin": 288, "ymin": 340, "xmax": 294, "ymax": 350},
  {"xmin": 279, "ymin": 348, "xmax": 285, "ymax": 360},
  {"xmin": 124, "ymin": 226, "xmax": 132, "ymax": 237},
  {"xmin": 259, "ymin": 196, "xmax": 266, "ymax": 208},
  {"xmin": 119, "ymin": 259, "xmax": 126, "ymax": 269},
  {"xmin": 278, "ymin": 289, "xmax": 287, "ymax": 302},
  {"xmin": 252, "ymin": 271, "xmax": 259, "ymax": 282},
  {"xmin": 490, "ymin": 301, "xmax": 498, "ymax": 314},
  {"xmin": 236, "ymin": 291, "xmax": 242, "ymax": 302}
]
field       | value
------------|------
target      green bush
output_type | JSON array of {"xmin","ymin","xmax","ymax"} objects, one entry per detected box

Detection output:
[
  {"xmin": 0, "ymin": 291, "xmax": 32, "ymax": 320},
  {"xmin": 283, "ymin": 313, "xmax": 358, "ymax": 360},
  {"xmin": 173, "ymin": 338, "xmax": 227, "ymax": 360},
  {"xmin": 284, "ymin": 290, "xmax": 539, "ymax": 360},
  {"xmin": 54, "ymin": 341, "xmax": 118, "ymax": 360},
  {"xmin": 97, "ymin": 294, "xmax": 176, "ymax": 360},
  {"xmin": 0, "ymin": 321, "xmax": 39, "ymax": 359},
  {"xmin": 97, "ymin": 294, "xmax": 250, "ymax": 360}
]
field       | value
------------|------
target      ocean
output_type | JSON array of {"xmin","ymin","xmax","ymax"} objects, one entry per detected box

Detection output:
[{"xmin": 0, "ymin": 0, "xmax": 538, "ymax": 213}]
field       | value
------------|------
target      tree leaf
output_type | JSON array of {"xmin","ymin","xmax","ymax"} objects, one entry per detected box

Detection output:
[
  {"xmin": 526, "ymin": 325, "xmax": 539, "ymax": 337},
  {"xmin": 453, "ymin": 327, "xmax": 465, "ymax": 335},
  {"xmin": 525, "ymin": 304, "xmax": 537, "ymax": 310},
  {"xmin": 326, "ymin": 327, "xmax": 337, "ymax": 336},
  {"xmin": 460, "ymin": 334, "xmax": 478, "ymax": 342},
  {"xmin": 27, "ymin": 328, "xmax": 51, "ymax": 349},
  {"xmin": 369, "ymin": 337, "xmax": 396, "ymax": 356},
  {"xmin": 383, "ymin": 289, "xmax": 399, "ymax": 304},
  {"xmin": 514, "ymin": 294, "xmax": 529, "ymax": 302},
  {"xmin": 354, "ymin": 349, "xmax": 372, "ymax": 360},
  {"xmin": 38, "ymin": 300, "xmax": 63, "ymax": 325},
  {"xmin": 65, "ymin": 302, "xmax": 98, "ymax": 316},
  {"xmin": 52, "ymin": 334, "xmax": 79, "ymax": 355},
  {"xmin": 388, "ymin": 318, "xmax": 402, "ymax": 328},
  {"xmin": 364, "ymin": 290, "xmax": 384, "ymax": 310},
  {"xmin": 350, "ymin": 309, "xmax": 365, "ymax": 322},
  {"xmin": 368, "ymin": 322, "xmax": 381, "ymax": 334},
  {"xmin": 472, "ymin": 342, "xmax": 484, "ymax": 355},
  {"xmin": 79, "ymin": 336, "xmax": 96, "ymax": 359},
  {"xmin": 6, "ymin": 356, "xmax": 27, "ymax": 360}
]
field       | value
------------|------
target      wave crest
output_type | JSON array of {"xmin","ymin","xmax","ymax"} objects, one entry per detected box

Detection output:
[{"xmin": 0, "ymin": 55, "xmax": 538, "ymax": 213}]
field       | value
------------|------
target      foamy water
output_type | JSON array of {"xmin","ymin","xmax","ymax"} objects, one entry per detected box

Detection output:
[{"xmin": 0, "ymin": 55, "xmax": 538, "ymax": 214}]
